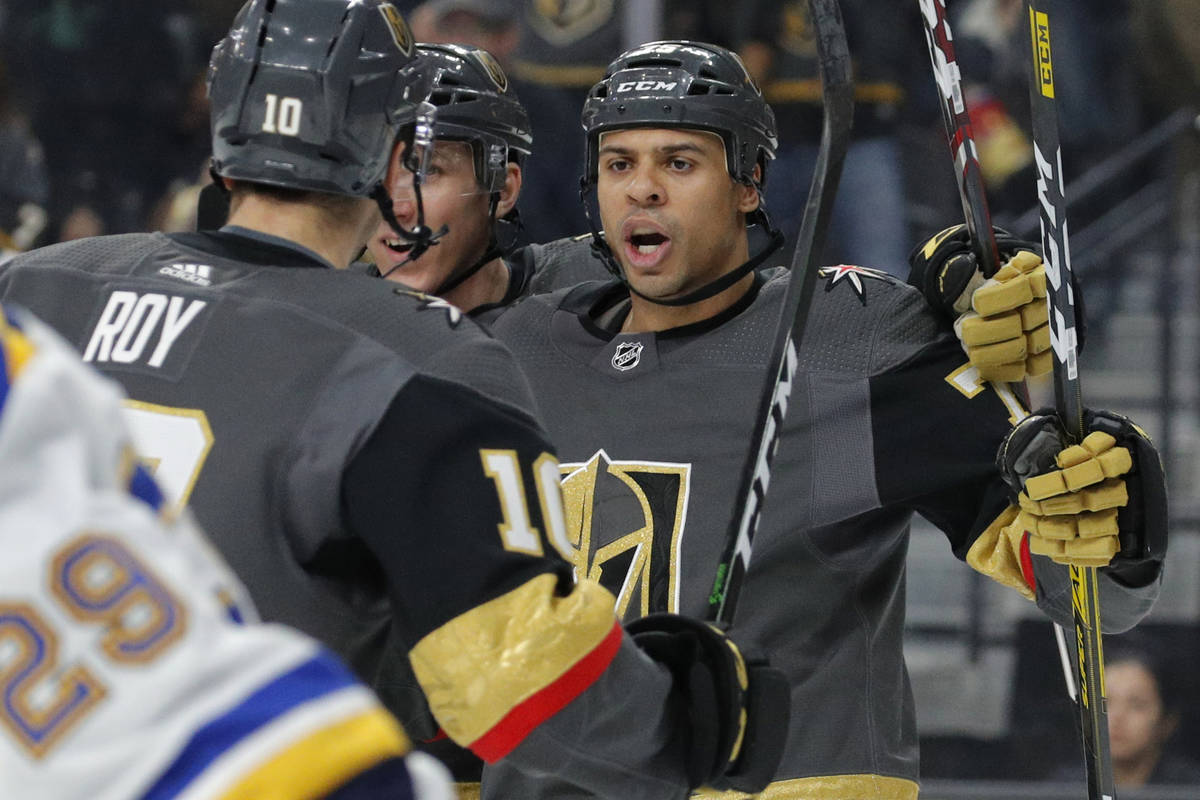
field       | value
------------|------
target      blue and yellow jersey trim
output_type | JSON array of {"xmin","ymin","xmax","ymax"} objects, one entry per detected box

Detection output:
[
  {"xmin": 0, "ymin": 303, "xmax": 167, "ymax": 515},
  {"xmin": 140, "ymin": 651, "xmax": 412, "ymax": 800},
  {"xmin": 0, "ymin": 306, "xmax": 34, "ymax": 417}
]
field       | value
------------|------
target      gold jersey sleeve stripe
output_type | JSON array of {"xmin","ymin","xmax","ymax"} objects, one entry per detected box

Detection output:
[
  {"xmin": 410, "ymin": 574, "xmax": 622, "ymax": 760},
  {"xmin": 693, "ymin": 772, "xmax": 919, "ymax": 799},
  {"xmin": 455, "ymin": 782, "xmax": 481, "ymax": 800}
]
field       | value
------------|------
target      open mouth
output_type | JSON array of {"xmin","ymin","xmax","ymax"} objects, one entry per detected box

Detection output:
[
  {"xmin": 622, "ymin": 223, "xmax": 672, "ymax": 269},
  {"xmin": 383, "ymin": 237, "xmax": 415, "ymax": 256},
  {"xmin": 629, "ymin": 231, "xmax": 668, "ymax": 254}
]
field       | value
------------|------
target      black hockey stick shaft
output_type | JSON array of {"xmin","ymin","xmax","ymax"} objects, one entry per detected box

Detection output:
[
  {"xmin": 918, "ymin": 0, "xmax": 1001, "ymax": 278},
  {"xmin": 706, "ymin": 0, "xmax": 852, "ymax": 627},
  {"xmin": 1025, "ymin": 3, "xmax": 1114, "ymax": 798}
]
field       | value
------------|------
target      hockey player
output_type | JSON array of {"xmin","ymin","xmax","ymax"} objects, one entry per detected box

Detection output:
[
  {"xmin": 0, "ymin": 304, "xmax": 453, "ymax": 800},
  {"xmin": 363, "ymin": 42, "xmax": 615, "ymax": 320},
  {"xmin": 364, "ymin": 42, "xmax": 534, "ymax": 319},
  {"xmin": 486, "ymin": 40, "xmax": 1168, "ymax": 798},
  {"xmin": 0, "ymin": 6, "xmax": 788, "ymax": 800}
]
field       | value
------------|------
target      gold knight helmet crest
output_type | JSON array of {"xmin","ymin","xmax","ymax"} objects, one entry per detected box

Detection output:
[
  {"xmin": 474, "ymin": 49, "xmax": 509, "ymax": 93},
  {"xmin": 378, "ymin": 3, "xmax": 414, "ymax": 56}
]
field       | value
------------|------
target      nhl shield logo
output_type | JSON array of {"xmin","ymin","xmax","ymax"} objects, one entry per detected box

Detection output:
[{"xmin": 612, "ymin": 341, "xmax": 643, "ymax": 372}]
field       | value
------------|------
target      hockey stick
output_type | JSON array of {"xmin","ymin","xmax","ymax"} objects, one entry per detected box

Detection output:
[
  {"xmin": 918, "ymin": 0, "xmax": 1001, "ymax": 278},
  {"xmin": 706, "ymin": 0, "xmax": 852, "ymax": 627},
  {"xmin": 922, "ymin": 4, "xmax": 1108, "ymax": 792},
  {"xmin": 1025, "ymin": 4, "xmax": 1114, "ymax": 799}
]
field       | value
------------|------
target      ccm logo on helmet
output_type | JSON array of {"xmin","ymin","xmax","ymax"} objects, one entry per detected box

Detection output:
[{"xmin": 616, "ymin": 80, "xmax": 678, "ymax": 93}]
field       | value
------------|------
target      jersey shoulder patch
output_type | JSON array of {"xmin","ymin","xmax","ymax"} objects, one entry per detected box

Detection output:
[{"xmin": 817, "ymin": 264, "xmax": 898, "ymax": 305}]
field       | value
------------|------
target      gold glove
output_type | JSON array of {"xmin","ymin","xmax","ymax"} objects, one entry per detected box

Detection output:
[
  {"xmin": 954, "ymin": 251, "xmax": 1053, "ymax": 382},
  {"xmin": 1010, "ymin": 431, "xmax": 1132, "ymax": 566}
]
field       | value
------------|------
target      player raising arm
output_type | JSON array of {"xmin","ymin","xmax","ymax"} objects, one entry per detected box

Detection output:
[
  {"xmin": 486, "ymin": 40, "xmax": 1167, "ymax": 798},
  {"xmin": 0, "ymin": 4, "xmax": 786, "ymax": 798}
]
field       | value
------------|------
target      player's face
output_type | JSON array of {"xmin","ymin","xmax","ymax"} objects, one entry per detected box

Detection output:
[
  {"xmin": 1106, "ymin": 661, "xmax": 1171, "ymax": 763},
  {"xmin": 596, "ymin": 128, "xmax": 759, "ymax": 300},
  {"xmin": 370, "ymin": 140, "xmax": 492, "ymax": 293}
]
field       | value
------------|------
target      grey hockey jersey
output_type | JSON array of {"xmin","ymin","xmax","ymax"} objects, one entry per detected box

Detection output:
[{"xmin": 488, "ymin": 266, "xmax": 1161, "ymax": 799}]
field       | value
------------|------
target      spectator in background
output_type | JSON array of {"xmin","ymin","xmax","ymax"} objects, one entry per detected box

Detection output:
[
  {"xmin": 951, "ymin": 0, "xmax": 1143, "ymax": 226},
  {"xmin": 1048, "ymin": 634, "xmax": 1200, "ymax": 789},
  {"xmin": 408, "ymin": 0, "xmax": 519, "ymax": 64},
  {"xmin": 0, "ymin": 0, "xmax": 205, "ymax": 236},
  {"xmin": 145, "ymin": 70, "xmax": 214, "ymax": 233},
  {"xmin": 1105, "ymin": 637, "xmax": 1200, "ymax": 788},
  {"xmin": 736, "ymin": 0, "xmax": 929, "ymax": 277},
  {"xmin": 0, "ymin": 59, "xmax": 49, "ymax": 259}
]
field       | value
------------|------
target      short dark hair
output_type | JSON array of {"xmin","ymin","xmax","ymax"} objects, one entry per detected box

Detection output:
[{"xmin": 228, "ymin": 180, "xmax": 366, "ymax": 215}]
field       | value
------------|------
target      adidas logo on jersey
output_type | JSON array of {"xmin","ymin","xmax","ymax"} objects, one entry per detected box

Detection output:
[
  {"xmin": 84, "ymin": 291, "xmax": 208, "ymax": 369},
  {"xmin": 158, "ymin": 263, "xmax": 214, "ymax": 287}
]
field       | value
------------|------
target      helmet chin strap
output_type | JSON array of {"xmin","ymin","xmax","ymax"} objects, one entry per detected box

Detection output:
[
  {"xmin": 580, "ymin": 179, "xmax": 784, "ymax": 307},
  {"xmin": 431, "ymin": 198, "xmax": 523, "ymax": 296},
  {"xmin": 375, "ymin": 187, "xmax": 523, "ymax": 295},
  {"xmin": 372, "ymin": 105, "xmax": 449, "ymax": 270}
]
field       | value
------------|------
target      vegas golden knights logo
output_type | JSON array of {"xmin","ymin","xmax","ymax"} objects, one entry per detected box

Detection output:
[
  {"xmin": 559, "ymin": 450, "xmax": 690, "ymax": 619},
  {"xmin": 474, "ymin": 50, "xmax": 509, "ymax": 93},
  {"xmin": 529, "ymin": 0, "xmax": 614, "ymax": 46},
  {"xmin": 378, "ymin": 3, "xmax": 414, "ymax": 56}
]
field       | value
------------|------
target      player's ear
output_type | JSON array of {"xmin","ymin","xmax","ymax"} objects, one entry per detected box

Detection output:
[
  {"xmin": 496, "ymin": 163, "xmax": 522, "ymax": 218},
  {"xmin": 736, "ymin": 167, "xmax": 761, "ymax": 214}
]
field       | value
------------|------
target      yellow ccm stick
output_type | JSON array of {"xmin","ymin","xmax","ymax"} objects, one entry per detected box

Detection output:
[{"xmin": 1026, "ymin": 4, "xmax": 1115, "ymax": 798}]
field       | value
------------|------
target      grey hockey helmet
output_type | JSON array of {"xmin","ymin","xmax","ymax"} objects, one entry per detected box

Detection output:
[
  {"xmin": 207, "ymin": 0, "xmax": 423, "ymax": 197},
  {"xmin": 581, "ymin": 40, "xmax": 778, "ymax": 189},
  {"xmin": 416, "ymin": 43, "xmax": 532, "ymax": 193}
]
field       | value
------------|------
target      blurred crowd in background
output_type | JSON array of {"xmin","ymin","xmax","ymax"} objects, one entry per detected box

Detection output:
[
  {"xmin": 1, "ymin": 0, "xmax": 1196, "ymax": 271},
  {"xmin": 1, "ymin": 0, "xmax": 1197, "ymax": 792},
  {"xmin": 1, "ymin": 1, "xmax": 1196, "ymax": 262}
]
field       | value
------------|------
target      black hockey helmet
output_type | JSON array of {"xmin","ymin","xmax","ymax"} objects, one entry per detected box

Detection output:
[
  {"xmin": 208, "ymin": 0, "xmax": 423, "ymax": 198},
  {"xmin": 581, "ymin": 40, "xmax": 777, "ymax": 190},
  {"xmin": 416, "ymin": 43, "xmax": 532, "ymax": 193}
]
